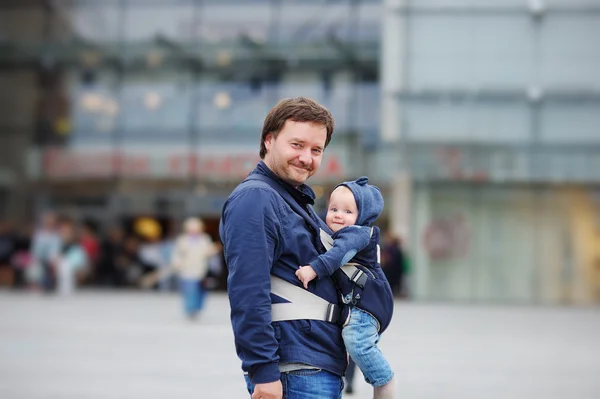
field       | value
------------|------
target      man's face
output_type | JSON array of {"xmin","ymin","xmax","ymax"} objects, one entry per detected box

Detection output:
[
  {"xmin": 325, "ymin": 186, "xmax": 358, "ymax": 233},
  {"xmin": 263, "ymin": 120, "xmax": 327, "ymax": 187}
]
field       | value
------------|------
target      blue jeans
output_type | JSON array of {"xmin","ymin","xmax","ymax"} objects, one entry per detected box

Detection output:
[
  {"xmin": 179, "ymin": 278, "xmax": 205, "ymax": 316},
  {"xmin": 342, "ymin": 307, "xmax": 394, "ymax": 387},
  {"xmin": 244, "ymin": 369, "xmax": 343, "ymax": 399}
]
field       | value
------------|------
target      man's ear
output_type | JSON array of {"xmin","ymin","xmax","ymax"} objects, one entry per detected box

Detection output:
[{"xmin": 264, "ymin": 133, "xmax": 273, "ymax": 150}]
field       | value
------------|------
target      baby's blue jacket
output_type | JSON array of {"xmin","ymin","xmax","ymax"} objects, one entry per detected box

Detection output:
[{"xmin": 311, "ymin": 225, "xmax": 395, "ymax": 333}]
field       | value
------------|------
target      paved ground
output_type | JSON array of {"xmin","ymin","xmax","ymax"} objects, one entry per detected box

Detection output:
[{"xmin": 1, "ymin": 290, "xmax": 599, "ymax": 399}]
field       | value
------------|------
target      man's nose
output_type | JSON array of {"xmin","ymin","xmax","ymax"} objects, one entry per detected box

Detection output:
[{"xmin": 298, "ymin": 149, "xmax": 312, "ymax": 165}]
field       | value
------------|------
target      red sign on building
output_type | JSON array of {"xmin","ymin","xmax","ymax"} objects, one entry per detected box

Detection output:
[{"xmin": 41, "ymin": 148, "xmax": 345, "ymax": 181}]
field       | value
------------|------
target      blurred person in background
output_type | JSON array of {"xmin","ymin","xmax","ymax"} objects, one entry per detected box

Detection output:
[
  {"xmin": 138, "ymin": 233, "xmax": 165, "ymax": 285},
  {"xmin": 344, "ymin": 357, "xmax": 358, "ymax": 395},
  {"xmin": 205, "ymin": 246, "xmax": 224, "ymax": 290},
  {"xmin": 141, "ymin": 217, "xmax": 220, "ymax": 319},
  {"xmin": 381, "ymin": 231, "xmax": 407, "ymax": 298},
  {"xmin": 132, "ymin": 217, "xmax": 164, "ymax": 288},
  {"xmin": 53, "ymin": 218, "xmax": 88, "ymax": 296},
  {"xmin": 79, "ymin": 222, "xmax": 100, "ymax": 285},
  {"xmin": 96, "ymin": 225, "xmax": 126, "ymax": 287},
  {"xmin": 29, "ymin": 211, "xmax": 61, "ymax": 292},
  {"xmin": 171, "ymin": 217, "xmax": 220, "ymax": 319},
  {"xmin": 220, "ymin": 97, "xmax": 344, "ymax": 399},
  {"xmin": 0, "ymin": 220, "xmax": 17, "ymax": 287},
  {"xmin": 119, "ymin": 235, "xmax": 150, "ymax": 287},
  {"xmin": 11, "ymin": 223, "xmax": 34, "ymax": 289},
  {"xmin": 157, "ymin": 220, "xmax": 178, "ymax": 292}
]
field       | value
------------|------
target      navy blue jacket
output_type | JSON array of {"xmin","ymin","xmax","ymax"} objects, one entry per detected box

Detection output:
[{"xmin": 219, "ymin": 162, "xmax": 347, "ymax": 384}]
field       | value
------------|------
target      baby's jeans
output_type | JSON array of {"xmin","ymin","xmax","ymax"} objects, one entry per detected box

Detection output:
[{"xmin": 342, "ymin": 307, "xmax": 394, "ymax": 387}]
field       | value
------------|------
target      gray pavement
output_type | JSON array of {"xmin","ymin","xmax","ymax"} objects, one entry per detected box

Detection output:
[{"xmin": 1, "ymin": 290, "xmax": 599, "ymax": 399}]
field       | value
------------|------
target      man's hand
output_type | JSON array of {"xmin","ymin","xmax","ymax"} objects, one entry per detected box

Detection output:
[
  {"xmin": 251, "ymin": 380, "xmax": 283, "ymax": 399},
  {"xmin": 295, "ymin": 265, "xmax": 317, "ymax": 289}
]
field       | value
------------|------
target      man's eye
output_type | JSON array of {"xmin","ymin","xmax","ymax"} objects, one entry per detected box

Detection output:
[
  {"xmin": 312, "ymin": 149, "xmax": 322, "ymax": 155},
  {"xmin": 291, "ymin": 143, "xmax": 301, "ymax": 148}
]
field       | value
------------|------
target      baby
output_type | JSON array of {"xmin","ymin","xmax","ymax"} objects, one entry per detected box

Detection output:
[{"xmin": 296, "ymin": 176, "xmax": 396, "ymax": 399}]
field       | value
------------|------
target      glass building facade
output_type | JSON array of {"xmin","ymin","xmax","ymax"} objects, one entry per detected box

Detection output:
[
  {"xmin": 2, "ymin": 0, "xmax": 600, "ymax": 304},
  {"xmin": 380, "ymin": 0, "xmax": 600, "ymax": 304},
  {"xmin": 1, "ymin": 0, "xmax": 381, "ymax": 150}
]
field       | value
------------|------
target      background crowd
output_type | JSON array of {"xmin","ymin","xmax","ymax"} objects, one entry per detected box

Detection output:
[
  {"xmin": 0, "ymin": 211, "xmax": 224, "ymax": 295},
  {"xmin": 0, "ymin": 211, "xmax": 411, "ymax": 299}
]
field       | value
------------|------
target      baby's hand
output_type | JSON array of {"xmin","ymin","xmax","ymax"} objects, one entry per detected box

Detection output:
[{"xmin": 295, "ymin": 265, "xmax": 317, "ymax": 289}]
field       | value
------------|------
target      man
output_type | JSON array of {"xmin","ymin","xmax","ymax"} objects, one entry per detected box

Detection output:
[
  {"xmin": 30, "ymin": 211, "xmax": 61, "ymax": 292},
  {"xmin": 220, "ymin": 97, "xmax": 346, "ymax": 399},
  {"xmin": 382, "ymin": 231, "xmax": 407, "ymax": 297}
]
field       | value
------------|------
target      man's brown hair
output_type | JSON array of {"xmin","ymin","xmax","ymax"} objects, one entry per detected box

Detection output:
[{"xmin": 260, "ymin": 97, "xmax": 335, "ymax": 159}]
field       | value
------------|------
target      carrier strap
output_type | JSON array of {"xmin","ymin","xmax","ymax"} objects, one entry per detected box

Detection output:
[
  {"xmin": 341, "ymin": 263, "xmax": 369, "ymax": 288},
  {"xmin": 270, "ymin": 275, "xmax": 341, "ymax": 323}
]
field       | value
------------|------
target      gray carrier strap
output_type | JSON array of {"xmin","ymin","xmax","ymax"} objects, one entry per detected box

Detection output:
[
  {"xmin": 341, "ymin": 263, "xmax": 369, "ymax": 288},
  {"xmin": 319, "ymin": 228, "xmax": 335, "ymax": 250},
  {"xmin": 320, "ymin": 228, "xmax": 375, "ymax": 288},
  {"xmin": 270, "ymin": 275, "xmax": 340, "ymax": 323}
]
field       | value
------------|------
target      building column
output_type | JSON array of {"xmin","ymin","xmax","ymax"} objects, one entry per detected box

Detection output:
[
  {"xmin": 389, "ymin": 171, "xmax": 411, "ymax": 241},
  {"xmin": 381, "ymin": 0, "xmax": 406, "ymax": 144},
  {"xmin": 381, "ymin": 0, "xmax": 412, "ymax": 246}
]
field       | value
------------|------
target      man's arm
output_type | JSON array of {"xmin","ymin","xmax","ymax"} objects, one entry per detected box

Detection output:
[
  {"xmin": 221, "ymin": 187, "xmax": 281, "ymax": 384},
  {"xmin": 309, "ymin": 226, "xmax": 372, "ymax": 279}
]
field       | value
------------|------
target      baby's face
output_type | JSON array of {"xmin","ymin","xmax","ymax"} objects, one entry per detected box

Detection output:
[{"xmin": 326, "ymin": 186, "xmax": 358, "ymax": 233}]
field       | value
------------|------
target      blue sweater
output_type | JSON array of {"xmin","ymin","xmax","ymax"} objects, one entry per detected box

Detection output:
[{"xmin": 219, "ymin": 162, "xmax": 347, "ymax": 384}]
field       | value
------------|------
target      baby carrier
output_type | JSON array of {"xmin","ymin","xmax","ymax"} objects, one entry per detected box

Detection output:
[
  {"xmin": 320, "ymin": 227, "xmax": 394, "ymax": 333},
  {"xmin": 244, "ymin": 174, "xmax": 394, "ymax": 333}
]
